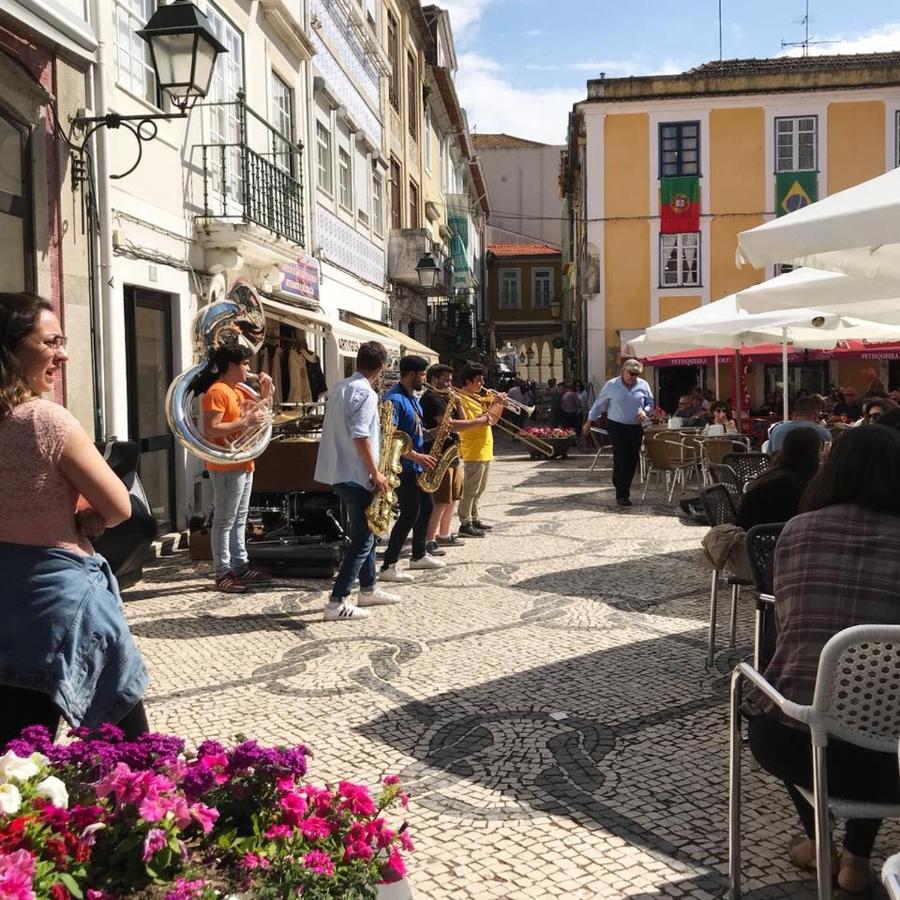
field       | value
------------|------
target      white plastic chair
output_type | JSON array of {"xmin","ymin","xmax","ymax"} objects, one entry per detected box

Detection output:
[{"xmin": 729, "ymin": 624, "xmax": 900, "ymax": 899}]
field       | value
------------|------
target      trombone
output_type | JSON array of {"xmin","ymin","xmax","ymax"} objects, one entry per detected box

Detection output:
[{"xmin": 456, "ymin": 388, "xmax": 554, "ymax": 458}]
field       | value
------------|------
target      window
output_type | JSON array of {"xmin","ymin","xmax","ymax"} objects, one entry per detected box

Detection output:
[
  {"xmin": 387, "ymin": 12, "xmax": 400, "ymax": 113},
  {"xmin": 499, "ymin": 270, "xmax": 521, "ymax": 309},
  {"xmin": 659, "ymin": 121, "xmax": 700, "ymax": 177},
  {"xmin": 439, "ymin": 132, "xmax": 448, "ymax": 192},
  {"xmin": 532, "ymin": 269, "xmax": 552, "ymax": 308},
  {"xmin": 373, "ymin": 173, "xmax": 384, "ymax": 235},
  {"xmin": 0, "ymin": 111, "xmax": 32, "ymax": 291},
  {"xmin": 270, "ymin": 72, "xmax": 293, "ymax": 174},
  {"xmin": 423, "ymin": 107, "xmax": 432, "ymax": 172},
  {"xmin": 775, "ymin": 262, "xmax": 795, "ymax": 277},
  {"xmin": 355, "ymin": 145, "xmax": 370, "ymax": 225},
  {"xmin": 338, "ymin": 147, "xmax": 352, "ymax": 211},
  {"xmin": 660, "ymin": 233, "xmax": 700, "ymax": 287},
  {"xmin": 408, "ymin": 179, "xmax": 419, "ymax": 227},
  {"xmin": 114, "ymin": 0, "xmax": 156, "ymax": 104},
  {"xmin": 776, "ymin": 116, "xmax": 817, "ymax": 172},
  {"xmin": 407, "ymin": 52, "xmax": 418, "ymax": 142},
  {"xmin": 389, "ymin": 158, "xmax": 402, "ymax": 229},
  {"xmin": 316, "ymin": 120, "xmax": 333, "ymax": 194}
]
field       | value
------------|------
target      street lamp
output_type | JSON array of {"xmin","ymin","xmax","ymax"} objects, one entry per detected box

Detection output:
[
  {"xmin": 549, "ymin": 299, "xmax": 561, "ymax": 318},
  {"xmin": 70, "ymin": 0, "xmax": 227, "ymax": 180},
  {"xmin": 415, "ymin": 253, "xmax": 441, "ymax": 290},
  {"xmin": 138, "ymin": 0, "xmax": 228, "ymax": 114}
]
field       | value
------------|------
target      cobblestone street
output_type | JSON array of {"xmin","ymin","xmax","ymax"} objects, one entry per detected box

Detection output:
[{"xmin": 124, "ymin": 443, "xmax": 896, "ymax": 899}]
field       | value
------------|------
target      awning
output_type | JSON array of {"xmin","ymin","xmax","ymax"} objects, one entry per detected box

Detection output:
[
  {"xmin": 645, "ymin": 347, "xmax": 733, "ymax": 367},
  {"xmin": 330, "ymin": 319, "xmax": 402, "ymax": 368},
  {"xmin": 345, "ymin": 314, "xmax": 439, "ymax": 363},
  {"xmin": 261, "ymin": 297, "xmax": 331, "ymax": 332}
]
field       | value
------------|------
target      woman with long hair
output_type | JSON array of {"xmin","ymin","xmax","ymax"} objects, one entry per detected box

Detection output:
[
  {"xmin": 0, "ymin": 292, "xmax": 148, "ymax": 747},
  {"xmin": 736, "ymin": 426, "xmax": 824, "ymax": 531},
  {"xmin": 746, "ymin": 425, "xmax": 900, "ymax": 892}
]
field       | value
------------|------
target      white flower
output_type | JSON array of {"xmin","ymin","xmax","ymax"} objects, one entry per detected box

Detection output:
[
  {"xmin": 0, "ymin": 783, "xmax": 22, "ymax": 814},
  {"xmin": 35, "ymin": 775, "xmax": 69, "ymax": 809},
  {"xmin": 0, "ymin": 750, "xmax": 41, "ymax": 782}
]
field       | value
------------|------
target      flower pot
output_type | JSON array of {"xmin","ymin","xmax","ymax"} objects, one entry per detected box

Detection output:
[
  {"xmin": 377, "ymin": 878, "xmax": 414, "ymax": 899},
  {"xmin": 529, "ymin": 436, "xmax": 575, "ymax": 460}
]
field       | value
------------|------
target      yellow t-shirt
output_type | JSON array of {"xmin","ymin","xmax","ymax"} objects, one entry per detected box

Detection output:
[
  {"xmin": 457, "ymin": 393, "xmax": 493, "ymax": 462},
  {"xmin": 202, "ymin": 381, "xmax": 254, "ymax": 473}
]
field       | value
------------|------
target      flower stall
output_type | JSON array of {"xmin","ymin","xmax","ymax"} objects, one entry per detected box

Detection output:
[{"xmin": 0, "ymin": 726, "xmax": 413, "ymax": 899}]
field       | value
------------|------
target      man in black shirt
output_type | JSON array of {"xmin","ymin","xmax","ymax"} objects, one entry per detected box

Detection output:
[
  {"xmin": 833, "ymin": 387, "xmax": 862, "ymax": 420},
  {"xmin": 420, "ymin": 364, "xmax": 491, "ymax": 553}
]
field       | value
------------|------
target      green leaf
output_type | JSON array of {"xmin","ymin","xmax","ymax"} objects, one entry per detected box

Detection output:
[{"xmin": 58, "ymin": 874, "xmax": 84, "ymax": 899}]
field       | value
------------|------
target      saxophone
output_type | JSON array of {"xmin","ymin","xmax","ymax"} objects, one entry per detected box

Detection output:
[
  {"xmin": 366, "ymin": 400, "xmax": 412, "ymax": 537},
  {"xmin": 417, "ymin": 389, "xmax": 460, "ymax": 493}
]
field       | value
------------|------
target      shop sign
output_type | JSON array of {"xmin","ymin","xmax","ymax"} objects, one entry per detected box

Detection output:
[{"xmin": 279, "ymin": 256, "xmax": 320, "ymax": 301}]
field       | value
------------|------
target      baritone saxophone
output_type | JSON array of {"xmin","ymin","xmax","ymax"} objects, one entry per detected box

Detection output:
[
  {"xmin": 366, "ymin": 400, "xmax": 412, "ymax": 537},
  {"xmin": 417, "ymin": 389, "xmax": 460, "ymax": 493}
]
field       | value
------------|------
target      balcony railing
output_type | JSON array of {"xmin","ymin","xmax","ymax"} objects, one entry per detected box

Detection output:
[{"xmin": 195, "ymin": 93, "xmax": 305, "ymax": 249}]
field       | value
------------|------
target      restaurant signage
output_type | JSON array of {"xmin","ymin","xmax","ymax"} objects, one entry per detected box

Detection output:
[{"xmin": 279, "ymin": 255, "xmax": 320, "ymax": 302}]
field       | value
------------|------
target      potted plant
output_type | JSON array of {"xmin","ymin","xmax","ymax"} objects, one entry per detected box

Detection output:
[
  {"xmin": 0, "ymin": 726, "xmax": 414, "ymax": 898},
  {"xmin": 520, "ymin": 425, "xmax": 577, "ymax": 459}
]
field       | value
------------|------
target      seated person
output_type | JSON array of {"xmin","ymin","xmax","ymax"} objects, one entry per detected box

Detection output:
[
  {"xmin": 702, "ymin": 401, "xmax": 737, "ymax": 435},
  {"xmin": 767, "ymin": 396, "xmax": 831, "ymax": 454},
  {"xmin": 851, "ymin": 395, "xmax": 897, "ymax": 427},
  {"xmin": 833, "ymin": 387, "xmax": 862, "ymax": 421},
  {"xmin": 737, "ymin": 428, "xmax": 823, "ymax": 531},
  {"xmin": 672, "ymin": 393, "xmax": 704, "ymax": 425},
  {"xmin": 745, "ymin": 426, "xmax": 900, "ymax": 893}
]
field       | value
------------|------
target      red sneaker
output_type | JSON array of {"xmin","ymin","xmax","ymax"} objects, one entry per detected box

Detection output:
[{"xmin": 214, "ymin": 571, "xmax": 248, "ymax": 593}]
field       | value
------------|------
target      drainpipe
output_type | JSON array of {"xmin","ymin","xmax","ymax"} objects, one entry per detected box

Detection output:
[{"xmin": 90, "ymin": 0, "xmax": 128, "ymax": 440}]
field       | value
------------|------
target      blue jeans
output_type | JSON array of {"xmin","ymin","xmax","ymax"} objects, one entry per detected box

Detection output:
[
  {"xmin": 210, "ymin": 469, "xmax": 253, "ymax": 577},
  {"xmin": 331, "ymin": 482, "xmax": 376, "ymax": 601}
]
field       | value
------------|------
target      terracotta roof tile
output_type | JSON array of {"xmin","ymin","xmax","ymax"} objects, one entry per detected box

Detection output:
[
  {"xmin": 488, "ymin": 243, "xmax": 561, "ymax": 258},
  {"xmin": 685, "ymin": 52, "xmax": 900, "ymax": 76},
  {"xmin": 473, "ymin": 133, "xmax": 547, "ymax": 149}
]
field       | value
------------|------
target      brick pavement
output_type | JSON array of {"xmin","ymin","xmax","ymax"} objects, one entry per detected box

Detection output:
[{"xmin": 124, "ymin": 443, "xmax": 896, "ymax": 898}]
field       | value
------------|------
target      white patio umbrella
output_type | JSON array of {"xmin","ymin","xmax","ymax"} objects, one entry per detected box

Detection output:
[
  {"xmin": 736, "ymin": 267, "xmax": 900, "ymax": 317},
  {"xmin": 736, "ymin": 167, "xmax": 900, "ymax": 280},
  {"xmin": 627, "ymin": 293, "xmax": 900, "ymax": 420}
]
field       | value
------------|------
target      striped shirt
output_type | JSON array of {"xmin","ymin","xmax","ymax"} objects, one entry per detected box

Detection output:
[{"xmin": 751, "ymin": 503, "xmax": 900, "ymax": 725}]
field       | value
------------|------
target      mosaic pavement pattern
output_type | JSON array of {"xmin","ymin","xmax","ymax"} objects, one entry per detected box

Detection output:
[{"xmin": 125, "ymin": 441, "xmax": 897, "ymax": 898}]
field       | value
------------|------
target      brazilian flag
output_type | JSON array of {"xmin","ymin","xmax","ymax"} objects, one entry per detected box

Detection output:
[{"xmin": 776, "ymin": 171, "xmax": 818, "ymax": 217}]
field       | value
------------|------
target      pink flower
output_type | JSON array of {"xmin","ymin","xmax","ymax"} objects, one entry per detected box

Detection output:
[
  {"xmin": 142, "ymin": 828, "xmax": 168, "ymax": 863},
  {"xmin": 163, "ymin": 878, "xmax": 206, "ymax": 900},
  {"xmin": 381, "ymin": 849, "xmax": 406, "ymax": 882},
  {"xmin": 278, "ymin": 791, "xmax": 308, "ymax": 825},
  {"xmin": 189, "ymin": 802, "xmax": 218, "ymax": 834},
  {"xmin": 343, "ymin": 840, "xmax": 373, "ymax": 862},
  {"xmin": 241, "ymin": 852, "xmax": 268, "ymax": 870},
  {"xmin": 276, "ymin": 776, "xmax": 295, "ymax": 792},
  {"xmin": 303, "ymin": 850, "xmax": 334, "ymax": 876},
  {"xmin": 300, "ymin": 816, "xmax": 331, "ymax": 841},
  {"xmin": 138, "ymin": 788, "xmax": 166, "ymax": 823},
  {"xmin": 398, "ymin": 791, "xmax": 410, "ymax": 809},
  {"xmin": 264, "ymin": 824, "xmax": 292, "ymax": 839},
  {"xmin": 0, "ymin": 849, "xmax": 36, "ymax": 900},
  {"xmin": 382, "ymin": 775, "xmax": 399, "ymax": 786},
  {"xmin": 337, "ymin": 781, "xmax": 375, "ymax": 816},
  {"xmin": 375, "ymin": 827, "xmax": 396, "ymax": 849},
  {"xmin": 398, "ymin": 830, "xmax": 414, "ymax": 852}
]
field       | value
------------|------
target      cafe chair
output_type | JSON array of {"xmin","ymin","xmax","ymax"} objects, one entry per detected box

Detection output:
[
  {"xmin": 722, "ymin": 451, "xmax": 770, "ymax": 489},
  {"xmin": 744, "ymin": 523, "xmax": 786, "ymax": 671},
  {"xmin": 699, "ymin": 484, "xmax": 750, "ymax": 665},
  {"xmin": 588, "ymin": 426, "xmax": 612, "ymax": 474},
  {"xmin": 641, "ymin": 433, "xmax": 700, "ymax": 502},
  {"xmin": 729, "ymin": 624, "xmax": 900, "ymax": 900},
  {"xmin": 708, "ymin": 463, "xmax": 742, "ymax": 503}
]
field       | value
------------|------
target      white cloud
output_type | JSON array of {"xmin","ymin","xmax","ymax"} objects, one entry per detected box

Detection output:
[
  {"xmin": 455, "ymin": 52, "xmax": 581, "ymax": 144},
  {"xmin": 522, "ymin": 28, "xmax": 543, "ymax": 37},
  {"xmin": 568, "ymin": 57, "xmax": 686, "ymax": 76},
  {"xmin": 438, "ymin": 0, "xmax": 496, "ymax": 36},
  {"xmin": 782, "ymin": 22, "xmax": 900, "ymax": 56}
]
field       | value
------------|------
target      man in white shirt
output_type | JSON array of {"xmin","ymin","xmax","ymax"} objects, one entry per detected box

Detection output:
[{"xmin": 315, "ymin": 342, "xmax": 399, "ymax": 621}]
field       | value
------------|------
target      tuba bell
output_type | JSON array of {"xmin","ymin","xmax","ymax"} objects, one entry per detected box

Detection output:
[{"xmin": 165, "ymin": 278, "xmax": 273, "ymax": 465}]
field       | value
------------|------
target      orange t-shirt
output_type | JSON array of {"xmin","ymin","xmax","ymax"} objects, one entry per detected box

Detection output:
[{"xmin": 201, "ymin": 381, "xmax": 254, "ymax": 472}]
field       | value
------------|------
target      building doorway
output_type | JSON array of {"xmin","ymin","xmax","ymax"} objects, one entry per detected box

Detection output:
[
  {"xmin": 125, "ymin": 286, "xmax": 175, "ymax": 532},
  {"xmin": 656, "ymin": 365, "xmax": 702, "ymax": 415}
]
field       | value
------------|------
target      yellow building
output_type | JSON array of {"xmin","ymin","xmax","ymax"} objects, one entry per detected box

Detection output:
[{"xmin": 564, "ymin": 53, "xmax": 900, "ymax": 411}]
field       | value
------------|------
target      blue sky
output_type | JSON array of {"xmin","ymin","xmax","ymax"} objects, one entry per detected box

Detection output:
[{"xmin": 440, "ymin": 0, "xmax": 900, "ymax": 143}]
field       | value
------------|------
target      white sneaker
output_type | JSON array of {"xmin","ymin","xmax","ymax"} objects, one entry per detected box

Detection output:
[
  {"xmin": 408, "ymin": 553, "xmax": 446, "ymax": 570},
  {"xmin": 323, "ymin": 600, "xmax": 371, "ymax": 621},
  {"xmin": 379, "ymin": 564, "xmax": 414, "ymax": 583},
  {"xmin": 357, "ymin": 586, "xmax": 401, "ymax": 607}
]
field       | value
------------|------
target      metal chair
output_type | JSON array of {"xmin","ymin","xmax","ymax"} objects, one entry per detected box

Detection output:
[
  {"xmin": 744, "ymin": 523, "xmax": 786, "ymax": 670},
  {"xmin": 709, "ymin": 463, "xmax": 742, "ymax": 500},
  {"xmin": 723, "ymin": 452, "xmax": 770, "ymax": 489},
  {"xmin": 730, "ymin": 624, "xmax": 900, "ymax": 900},
  {"xmin": 588, "ymin": 427, "xmax": 612, "ymax": 474},
  {"xmin": 699, "ymin": 484, "xmax": 750, "ymax": 665}
]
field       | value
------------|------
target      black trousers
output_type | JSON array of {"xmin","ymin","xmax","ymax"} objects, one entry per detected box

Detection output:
[
  {"xmin": 0, "ymin": 685, "xmax": 149, "ymax": 749},
  {"xmin": 748, "ymin": 713, "xmax": 900, "ymax": 857},
  {"xmin": 382, "ymin": 468, "xmax": 434, "ymax": 567},
  {"xmin": 606, "ymin": 420, "xmax": 644, "ymax": 500}
]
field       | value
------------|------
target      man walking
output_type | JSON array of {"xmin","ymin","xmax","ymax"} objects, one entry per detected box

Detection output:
[
  {"xmin": 315, "ymin": 341, "xmax": 399, "ymax": 621},
  {"xmin": 457, "ymin": 363, "xmax": 505, "ymax": 536},
  {"xmin": 583, "ymin": 359, "xmax": 654, "ymax": 507},
  {"xmin": 379, "ymin": 356, "xmax": 442, "ymax": 582}
]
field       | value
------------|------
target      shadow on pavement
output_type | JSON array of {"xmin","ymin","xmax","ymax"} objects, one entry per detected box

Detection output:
[{"xmin": 130, "ymin": 612, "xmax": 309, "ymax": 640}]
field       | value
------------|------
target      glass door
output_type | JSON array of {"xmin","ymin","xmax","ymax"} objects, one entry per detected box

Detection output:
[{"xmin": 125, "ymin": 287, "xmax": 175, "ymax": 532}]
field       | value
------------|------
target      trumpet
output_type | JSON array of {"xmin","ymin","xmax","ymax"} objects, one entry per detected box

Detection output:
[{"xmin": 456, "ymin": 387, "xmax": 554, "ymax": 458}]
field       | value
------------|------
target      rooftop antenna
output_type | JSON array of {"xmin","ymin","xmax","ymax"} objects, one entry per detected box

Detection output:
[
  {"xmin": 781, "ymin": 0, "xmax": 834, "ymax": 55},
  {"xmin": 718, "ymin": 0, "xmax": 723, "ymax": 61}
]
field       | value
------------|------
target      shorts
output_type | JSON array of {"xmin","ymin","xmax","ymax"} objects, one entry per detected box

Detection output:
[{"xmin": 433, "ymin": 463, "xmax": 463, "ymax": 503}]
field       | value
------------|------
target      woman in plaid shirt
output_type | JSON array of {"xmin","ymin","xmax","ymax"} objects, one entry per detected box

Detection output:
[{"xmin": 747, "ymin": 425, "xmax": 900, "ymax": 893}]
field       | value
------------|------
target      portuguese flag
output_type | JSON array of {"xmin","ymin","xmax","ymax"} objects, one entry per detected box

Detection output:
[
  {"xmin": 660, "ymin": 176, "xmax": 700, "ymax": 233},
  {"xmin": 776, "ymin": 171, "xmax": 818, "ymax": 217}
]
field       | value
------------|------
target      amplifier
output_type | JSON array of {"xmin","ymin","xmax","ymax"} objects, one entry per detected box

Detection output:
[{"xmin": 247, "ymin": 537, "xmax": 343, "ymax": 578}]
